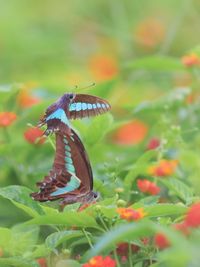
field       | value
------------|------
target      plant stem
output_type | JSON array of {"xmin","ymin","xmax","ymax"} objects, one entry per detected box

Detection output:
[
  {"xmin": 47, "ymin": 136, "xmax": 56, "ymax": 151},
  {"xmin": 128, "ymin": 243, "xmax": 133, "ymax": 267},
  {"xmin": 98, "ymin": 214, "xmax": 109, "ymax": 231},
  {"xmin": 113, "ymin": 249, "xmax": 121, "ymax": 267},
  {"xmin": 82, "ymin": 228, "xmax": 93, "ymax": 248}
]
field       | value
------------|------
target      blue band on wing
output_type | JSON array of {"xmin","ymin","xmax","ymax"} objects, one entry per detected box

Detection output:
[
  {"xmin": 87, "ymin": 103, "xmax": 93, "ymax": 110},
  {"xmin": 63, "ymin": 136, "xmax": 75, "ymax": 174},
  {"xmin": 66, "ymin": 163, "xmax": 75, "ymax": 173},
  {"xmin": 46, "ymin": 108, "xmax": 70, "ymax": 126},
  {"xmin": 50, "ymin": 175, "xmax": 80, "ymax": 196},
  {"xmin": 69, "ymin": 102, "xmax": 109, "ymax": 112}
]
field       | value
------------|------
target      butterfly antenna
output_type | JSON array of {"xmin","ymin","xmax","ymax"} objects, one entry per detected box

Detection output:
[{"xmin": 75, "ymin": 82, "xmax": 96, "ymax": 93}]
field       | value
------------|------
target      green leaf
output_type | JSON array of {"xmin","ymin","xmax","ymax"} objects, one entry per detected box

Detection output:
[
  {"xmin": 0, "ymin": 257, "xmax": 39, "ymax": 267},
  {"xmin": 83, "ymin": 221, "xmax": 188, "ymax": 262},
  {"xmin": 63, "ymin": 203, "xmax": 81, "ymax": 212},
  {"xmin": 31, "ymin": 244, "xmax": 49, "ymax": 258},
  {"xmin": 143, "ymin": 204, "xmax": 187, "ymax": 218},
  {"xmin": 85, "ymin": 113, "xmax": 113, "ymax": 146},
  {"xmin": 161, "ymin": 178, "xmax": 194, "ymax": 203},
  {"xmin": 82, "ymin": 221, "xmax": 155, "ymax": 261},
  {"xmin": 125, "ymin": 56, "xmax": 184, "ymax": 71},
  {"xmin": 56, "ymin": 259, "xmax": 81, "ymax": 267},
  {"xmin": 25, "ymin": 211, "xmax": 101, "ymax": 230},
  {"xmin": 0, "ymin": 227, "xmax": 11, "ymax": 248},
  {"xmin": 0, "ymin": 186, "xmax": 44, "ymax": 217},
  {"xmin": 46, "ymin": 230, "xmax": 84, "ymax": 250},
  {"xmin": 8, "ymin": 225, "xmax": 39, "ymax": 256}
]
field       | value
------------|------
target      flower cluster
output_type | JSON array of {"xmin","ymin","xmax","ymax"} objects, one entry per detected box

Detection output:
[
  {"xmin": 154, "ymin": 232, "xmax": 170, "ymax": 249},
  {"xmin": 83, "ymin": 255, "xmax": 116, "ymax": 267},
  {"xmin": 24, "ymin": 127, "xmax": 46, "ymax": 145},
  {"xmin": 182, "ymin": 53, "xmax": 200, "ymax": 67},
  {"xmin": 37, "ymin": 258, "xmax": 47, "ymax": 267},
  {"xmin": 148, "ymin": 159, "xmax": 178, "ymax": 177},
  {"xmin": 0, "ymin": 112, "xmax": 17, "ymax": 127},
  {"xmin": 185, "ymin": 202, "xmax": 200, "ymax": 228},
  {"xmin": 113, "ymin": 120, "xmax": 148, "ymax": 145},
  {"xmin": 135, "ymin": 18, "xmax": 165, "ymax": 48},
  {"xmin": 18, "ymin": 89, "xmax": 40, "ymax": 108},
  {"xmin": 155, "ymin": 202, "xmax": 200, "ymax": 250},
  {"xmin": 146, "ymin": 137, "xmax": 160, "ymax": 150},
  {"xmin": 117, "ymin": 207, "xmax": 146, "ymax": 222},
  {"xmin": 89, "ymin": 54, "xmax": 118, "ymax": 81},
  {"xmin": 137, "ymin": 179, "xmax": 160, "ymax": 195}
]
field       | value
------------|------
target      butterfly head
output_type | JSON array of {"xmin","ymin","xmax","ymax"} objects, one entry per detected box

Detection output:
[
  {"xmin": 61, "ymin": 93, "xmax": 75, "ymax": 102},
  {"xmin": 86, "ymin": 191, "xmax": 99, "ymax": 203}
]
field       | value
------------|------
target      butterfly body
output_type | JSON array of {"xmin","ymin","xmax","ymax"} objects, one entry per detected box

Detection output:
[{"xmin": 39, "ymin": 93, "xmax": 111, "ymax": 135}]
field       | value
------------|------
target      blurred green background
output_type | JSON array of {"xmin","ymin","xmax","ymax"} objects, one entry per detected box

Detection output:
[{"xmin": 1, "ymin": 0, "xmax": 200, "ymax": 84}]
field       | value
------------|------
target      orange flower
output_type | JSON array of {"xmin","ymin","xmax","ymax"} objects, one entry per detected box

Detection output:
[
  {"xmin": 37, "ymin": 258, "xmax": 47, "ymax": 267},
  {"xmin": 113, "ymin": 120, "xmax": 148, "ymax": 145},
  {"xmin": 83, "ymin": 255, "xmax": 116, "ymax": 267},
  {"xmin": 24, "ymin": 127, "xmax": 46, "ymax": 145},
  {"xmin": 18, "ymin": 89, "xmax": 40, "ymax": 108},
  {"xmin": 148, "ymin": 159, "xmax": 178, "ymax": 177},
  {"xmin": 0, "ymin": 112, "xmax": 17, "ymax": 127},
  {"xmin": 184, "ymin": 202, "xmax": 200, "ymax": 228},
  {"xmin": 137, "ymin": 179, "xmax": 160, "ymax": 195},
  {"xmin": 182, "ymin": 53, "xmax": 200, "ymax": 67},
  {"xmin": 154, "ymin": 232, "xmax": 170, "ymax": 249},
  {"xmin": 147, "ymin": 138, "xmax": 160, "ymax": 150},
  {"xmin": 89, "ymin": 54, "xmax": 118, "ymax": 81},
  {"xmin": 135, "ymin": 18, "xmax": 165, "ymax": 48},
  {"xmin": 117, "ymin": 207, "xmax": 146, "ymax": 222}
]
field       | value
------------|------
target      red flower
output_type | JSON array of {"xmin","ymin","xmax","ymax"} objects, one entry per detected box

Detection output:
[
  {"xmin": 0, "ymin": 112, "xmax": 17, "ymax": 127},
  {"xmin": 154, "ymin": 232, "xmax": 170, "ymax": 249},
  {"xmin": 37, "ymin": 258, "xmax": 47, "ymax": 267},
  {"xmin": 117, "ymin": 207, "xmax": 146, "ymax": 222},
  {"xmin": 117, "ymin": 243, "xmax": 139, "ymax": 257},
  {"xmin": 89, "ymin": 54, "xmax": 118, "ymax": 81},
  {"xmin": 137, "ymin": 179, "xmax": 160, "ymax": 195},
  {"xmin": 113, "ymin": 120, "xmax": 148, "ymax": 145},
  {"xmin": 182, "ymin": 53, "xmax": 200, "ymax": 67},
  {"xmin": 148, "ymin": 159, "xmax": 178, "ymax": 177},
  {"xmin": 147, "ymin": 138, "xmax": 160, "ymax": 150},
  {"xmin": 173, "ymin": 222, "xmax": 190, "ymax": 236},
  {"xmin": 184, "ymin": 202, "xmax": 200, "ymax": 228},
  {"xmin": 83, "ymin": 255, "xmax": 116, "ymax": 267},
  {"xmin": 24, "ymin": 127, "xmax": 46, "ymax": 145}
]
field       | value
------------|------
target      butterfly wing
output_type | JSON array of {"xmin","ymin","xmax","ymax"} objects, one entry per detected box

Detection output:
[
  {"xmin": 38, "ymin": 98, "xmax": 71, "ymax": 136},
  {"xmin": 38, "ymin": 93, "xmax": 111, "ymax": 134},
  {"xmin": 69, "ymin": 94, "xmax": 111, "ymax": 119},
  {"xmin": 31, "ymin": 129, "xmax": 93, "ymax": 202}
]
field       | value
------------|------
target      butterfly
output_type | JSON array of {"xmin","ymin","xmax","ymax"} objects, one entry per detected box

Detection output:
[
  {"xmin": 38, "ymin": 93, "xmax": 111, "ymax": 135},
  {"xmin": 31, "ymin": 129, "xmax": 98, "ymax": 205}
]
